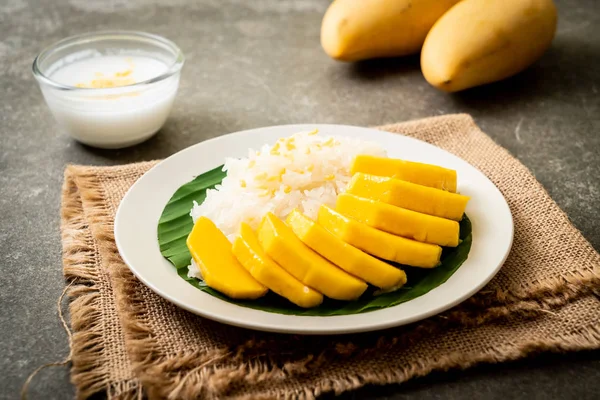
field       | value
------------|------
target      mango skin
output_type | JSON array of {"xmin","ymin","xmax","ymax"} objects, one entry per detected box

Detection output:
[
  {"xmin": 421, "ymin": 0, "xmax": 558, "ymax": 92},
  {"xmin": 321, "ymin": 0, "xmax": 461, "ymax": 61}
]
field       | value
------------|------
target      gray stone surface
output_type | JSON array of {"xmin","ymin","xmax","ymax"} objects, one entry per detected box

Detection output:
[{"xmin": 0, "ymin": 0, "xmax": 598, "ymax": 399}]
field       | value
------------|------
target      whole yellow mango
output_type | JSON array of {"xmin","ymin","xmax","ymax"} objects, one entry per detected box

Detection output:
[
  {"xmin": 421, "ymin": 0, "xmax": 557, "ymax": 92},
  {"xmin": 321, "ymin": 0, "xmax": 461, "ymax": 61}
]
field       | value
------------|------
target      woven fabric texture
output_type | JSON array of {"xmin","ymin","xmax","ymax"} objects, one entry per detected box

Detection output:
[{"xmin": 60, "ymin": 114, "xmax": 600, "ymax": 399}]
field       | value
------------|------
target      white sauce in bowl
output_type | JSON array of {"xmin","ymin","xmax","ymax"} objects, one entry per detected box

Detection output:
[{"xmin": 39, "ymin": 55, "xmax": 180, "ymax": 148}]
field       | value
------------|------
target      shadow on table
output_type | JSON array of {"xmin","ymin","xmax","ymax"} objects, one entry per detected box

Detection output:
[
  {"xmin": 72, "ymin": 106, "xmax": 245, "ymax": 164},
  {"xmin": 338, "ymin": 35, "xmax": 599, "ymax": 115},
  {"xmin": 344, "ymin": 54, "xmax": 422, "ymax": 82},
  {"xmin": 74, "ymin": 117, "xmax": 212, "ymax": 164},
  {"xmin": 451, "ymin": 36, "xmax": 599, "ymax": 111},
  {"xmin": 74, "ymin": 127, "xmax": 174, "ymax": 163}
]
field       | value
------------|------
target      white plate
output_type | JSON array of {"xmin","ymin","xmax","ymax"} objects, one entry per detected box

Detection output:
[{"xmin": 115, "ymin": 124, "xmax": 513, "ymax": 335}]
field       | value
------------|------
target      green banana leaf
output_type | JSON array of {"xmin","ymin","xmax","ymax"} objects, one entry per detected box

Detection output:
[{"xmin": 157, "ymin": 166, "xmax": 472, "ymax": 316}]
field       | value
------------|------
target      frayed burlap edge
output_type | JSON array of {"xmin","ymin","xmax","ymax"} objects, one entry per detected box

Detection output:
[
  {"xmin": 260, "ymin": 324, "xmax": 600, "ymax": 400},
  {"xmin": 62, "ymin": 155, "xmax": 600, "ymax": 399},
  {"xmin": 381, "ymin": 114, "xmax": 600, "ymax": 297},
  {"xmin": 128, "ymin": 291, "xmax": 600, "ymax": 400},
  {"xmin": 62, "ymin": 168, "xmax": 143, "ymax": 400}
]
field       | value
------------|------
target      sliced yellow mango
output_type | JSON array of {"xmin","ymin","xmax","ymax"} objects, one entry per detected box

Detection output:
[
  {"xmin": 186, "ymin": 217, "xmax": 267, "ymax": 300},
  {"xmin": 232, "ymin": 223, "xmax": 323, "ymax": 308},
  {"xmin": 318, "ymin": 205, "xmax": 442, "ymax": 268},
  {"xmin": 351, "ymin": 155, "xmax": 457, "ymax": 192},
  {"xmin": 336, "ymin": 194, "xmax": 460, "ymax": 247},
  {"xmin": 348, "ymin": 173, "xmax": 470, "ymax": 221},
  {"xmin": 286, "ymin": 210, "xmax": 406, "ymax": 289},
  {"xmin": 258, "ymin": 212, "xmax": 368, "ymax": 301}
]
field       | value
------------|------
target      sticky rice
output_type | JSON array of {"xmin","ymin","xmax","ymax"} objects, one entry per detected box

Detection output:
[
  {"xmin": 190, "ymin": 129, "xmax": 386, "ymax": 242},
  {"xmin": 187, "ymin": 129, "xmax": 386, "ymax": 279}
]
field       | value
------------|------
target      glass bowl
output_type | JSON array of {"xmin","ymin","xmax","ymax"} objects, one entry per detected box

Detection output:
[{"xmin": 33, "ymin": 31, "xmax": 185, "ymax": 149}]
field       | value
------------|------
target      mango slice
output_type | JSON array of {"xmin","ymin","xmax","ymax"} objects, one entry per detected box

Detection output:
[
  {"xmin": 351, "ymin": 155, "xmax": 457, "ymax": 192},
  {"xmin": 258, "ymin": 213, "xmax": 368, "ymax": 301},
  {"xmin": 186, "ymin": 217, "xmax": 267, "ymax": 299},
  {"xmin": 318, "ymin": 205, "xmax": 442, "ymax": 268},
  {"xmin": 232, "ymin": 223, "xmax": 323, "ymax": 308},
  {"xmin": 336, "ymin": 194, "xmax": 460, "ymax": 247},
  {"xmin": 348, "ymin": 173, "xmax": 470, "ymax": 221},
  {"xmin": 286, "ymin": 209, "xmax": 406, "ymax": 289}
]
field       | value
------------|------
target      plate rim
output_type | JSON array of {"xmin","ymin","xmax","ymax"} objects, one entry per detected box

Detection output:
[{"xmin": 114, "ymin": 123, "xmax": 514, "ymax": 335}]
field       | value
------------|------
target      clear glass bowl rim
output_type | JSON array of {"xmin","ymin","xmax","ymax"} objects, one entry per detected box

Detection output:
[{"xmin": 32, "ymin": 30, "xmax": 185, "ymax": 93}]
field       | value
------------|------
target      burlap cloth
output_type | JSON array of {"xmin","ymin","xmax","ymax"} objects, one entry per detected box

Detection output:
[{"xmin": 61, "ymin": 114, "xmax": 600, "ymax": 400}]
